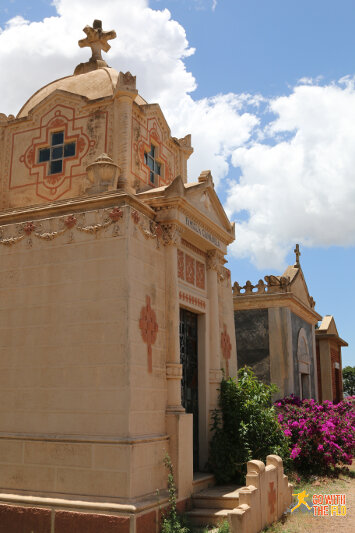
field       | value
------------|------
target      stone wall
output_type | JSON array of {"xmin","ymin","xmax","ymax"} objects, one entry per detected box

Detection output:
[
  {"xmin": 234, "ymin": 309, "xmax": 270, "ymax": 382},
  {"xmin": 230, "ymin": 455, "xmax": 293, "ymax": 533},
  {"xmin": 291, "ymin": 312, "xmax": 317, "ymax": 398}
]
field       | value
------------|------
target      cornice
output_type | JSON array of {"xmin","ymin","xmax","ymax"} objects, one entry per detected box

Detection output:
[
  {"xmin": 315, "ymin": 332, "xmax": 348, "ymax": 347},
  {"xmin": 147, "ymin": 196, "xmax": 234, "ymax": 246},
  {"xmin": 0, "ymin": 189, "xmax": 155, "ymax": 226},
  {"xmin": 234, "ymin": 292, "xmax": 322, "ymax": 325}
]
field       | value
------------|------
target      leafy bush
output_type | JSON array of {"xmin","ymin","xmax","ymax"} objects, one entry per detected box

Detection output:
[
  {"xmin": 209, "ymin": 367, "xmax": 291, "ymax": 484},
  {"xmin": 342, "ymin": 366, "xmax": 355, "ymax": 396},
  {"xmin": 276, "ymin": 395, "xmax": 355, "ymax": 475}
]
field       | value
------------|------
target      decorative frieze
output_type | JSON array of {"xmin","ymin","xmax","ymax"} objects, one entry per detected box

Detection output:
[
  {"xmin": 177, "ymin": 249, "xmax": 206, "ymax": 290},
  {"xmin": 0, "ymin": 206, "xmax": 125, "ymax": 248},
  {"xmin": 179, "ymin": 290, "xmax": 206, "ymax": 310}
]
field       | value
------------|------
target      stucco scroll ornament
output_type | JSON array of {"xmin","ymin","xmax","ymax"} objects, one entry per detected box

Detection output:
[
  {"xmin": 160, "ymin": 223, "xmax": 183, "ymax": 247},
  {"xmin": 220, "ymin": 324, "xmax": 232, "ymax": 378},
  {"xmin": 139, "ymin": 296, "xmax": 159, "ymax": 374},
  {"xmin": 74, "ymin": 20, "xmax": 117, "ymax": 75}
]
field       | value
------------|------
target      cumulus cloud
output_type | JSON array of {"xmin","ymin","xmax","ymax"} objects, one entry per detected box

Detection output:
[
  {"xmin": 0, "ymin": 0, "xmax": 256, "ymax": 186},
  {"xmin": 227, "ymin": 78, "xmax": 355, "ymax": 269},
  {"xmin": 0, "ymin": 0, "xmax": 354, "ymax": 270}
]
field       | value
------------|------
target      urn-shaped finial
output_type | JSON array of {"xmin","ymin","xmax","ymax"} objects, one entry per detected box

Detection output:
[{"xmin": 85, "ymin": 153, "xmax": 120, "ymax": 194}]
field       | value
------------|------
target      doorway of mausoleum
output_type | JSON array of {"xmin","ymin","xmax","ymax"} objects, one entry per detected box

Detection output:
[{"xmin": 179, "ymin": 308, "xmax": 199, "ymax": 471}]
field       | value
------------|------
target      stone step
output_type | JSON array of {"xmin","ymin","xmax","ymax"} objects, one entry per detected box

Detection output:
[
  {"xmin": 192, "ymin": 485, "xmax": 242, "ymax": 510},
  {"xmin": 186, "ymin": 507, "xmax": 232, "ymax": 528},
  {"xmin": 192, "ymin": 473, "xmax": 215, "ymax": 494}
]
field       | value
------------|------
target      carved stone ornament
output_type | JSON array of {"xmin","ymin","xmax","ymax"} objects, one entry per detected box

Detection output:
[
  {"xmin": 139, "ymin": 296, "xmax": 159, "ymax": 374},
  {"xmin": 221, "ymin": 324, "xmax": 232, "ymax": 377},
  {"xmin": 74, "ymin": 19, "xmax": 116, "ymax": 75},
  {"xmin": 206, "ymin": 249, "xmax": 221, "ymax": 272},
  {"xmin": 85, "ymin": 154, "xmax": 120, "ymax": 194},
  {"xmin": 0, "ymin": 207, "xmax": 125, "ymax": 248},
  {"xmin": 161, "ymin": 224, "xmax": 183, "ymax": 247}
]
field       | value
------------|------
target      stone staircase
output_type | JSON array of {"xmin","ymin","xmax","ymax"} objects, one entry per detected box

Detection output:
[{"xmin": 187, "ymin": 484, "xmax": 243, "ymax": 528}]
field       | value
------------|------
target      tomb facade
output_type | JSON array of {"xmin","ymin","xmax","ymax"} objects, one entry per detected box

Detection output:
[
  {"xmin": 233, "ymin": 246, "xmax": 321, "ymax": 400},
  {"xmin": 0, "ymin": 21, "xmax": 237, "ymax": 530}
]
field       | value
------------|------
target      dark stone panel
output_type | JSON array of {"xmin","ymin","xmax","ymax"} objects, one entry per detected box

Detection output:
[
  {"xmin": 291, "ymin": 313, "xmax": 316, "ymax": 399},
  {"xmin": 234, "ymin": 309, "xmax": 270, "ymax": 383},
  {"xmin": 0, "ymin": 504, "xmax": 51, "ymax": 533},
  {"xmin": 55, "ymin": 510, "xmax": 130, "ymax": 533}
]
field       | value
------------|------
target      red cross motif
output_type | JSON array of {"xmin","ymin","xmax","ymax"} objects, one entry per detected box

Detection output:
[
  {"xmin": 268, "ymin": 481, "xmax": 277, "ymax": 516},
  {"xmin": 220, "ymin": 324, "xmax": 232, "ymax": 377},
  {"xmin": 139, "ymin": 296, "xmax": 158, "ymax": 373}
]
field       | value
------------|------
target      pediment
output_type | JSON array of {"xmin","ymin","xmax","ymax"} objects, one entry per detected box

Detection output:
[
  {"xmin": 318, "ymin": 315, "xmax": 339, "ymax": 336},
  {"xmin": 184, "ymin": 175, "xmax": 233, "ymax": 234},
  {"xmin": 283, "ymin": 265, "xmax": 315, "ymax": 309}
]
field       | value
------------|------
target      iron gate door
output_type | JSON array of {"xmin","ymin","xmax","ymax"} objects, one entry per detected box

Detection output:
[{"xmin": 179, "ymin": 308, "xmax": 199, "ymax": 471}]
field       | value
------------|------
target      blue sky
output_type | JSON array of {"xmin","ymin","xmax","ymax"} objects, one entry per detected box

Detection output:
[{"xmin": 0, "ymin": 0, "xmax": 354, "ymax": 366}]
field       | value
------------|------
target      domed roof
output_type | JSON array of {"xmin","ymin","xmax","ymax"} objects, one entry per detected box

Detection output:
[{"xmin": 17, "ymin": 67, "xmax": 119, "ymax": 118}]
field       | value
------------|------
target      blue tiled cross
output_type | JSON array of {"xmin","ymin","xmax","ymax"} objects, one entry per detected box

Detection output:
[{"xmin": 38, "ymin": 131, "xmax": 76, "ymax": 175}]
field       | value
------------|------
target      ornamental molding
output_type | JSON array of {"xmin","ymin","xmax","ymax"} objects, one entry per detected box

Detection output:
[
  {"xmin": 166, "ymin": 363, "xmax": 183, "ymax": 380},
  {"xmin": 130, "ymin": 207, "xmax": 164, "ymax": 247},
  {"xmin": 206, "ymin": 249, "xmax": 224, "ymax": 272},
  {"xmin": 0, "ymin": 206, "xmax": 125, "ymax": 248},
  {"xmin": 209, "ymin": 369, "xmax": 223, "ymax": 384},
  {"xmin": 160, "ymin": 223, "xmax": 183, "ymax": 247}
]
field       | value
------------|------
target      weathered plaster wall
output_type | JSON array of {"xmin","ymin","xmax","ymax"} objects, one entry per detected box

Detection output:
[
  {"xmin": 290, "ymin": 312, "xmax": 317, "ymax": 399},
  {"xmin": 234, "ymin": 309, "xmax": 270, "ymax": 382},
  {"xmin": 0, "ymin": 205, "xmax": 169, "ymax": 500},
  {"xmin": 268, "ymin": 307, "xmax": 294, "ymax": 399}
]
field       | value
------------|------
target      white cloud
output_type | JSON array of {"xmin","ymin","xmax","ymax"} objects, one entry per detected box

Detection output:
[
  {"xmin": 1, "ymin": 0, "xmax": 355, "ymax": 271},
  {"xmin": 227, "ymin": 79, "xmax": 355, "ymax": 269},
  {"xmin": 0, "ymin": 0, "xmax": 256, "ymax": 185}
]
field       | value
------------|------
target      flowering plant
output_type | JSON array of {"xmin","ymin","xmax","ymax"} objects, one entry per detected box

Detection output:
[{"xmin": 276, "ymin": 395, "xmax": 355, "ymax": 475}]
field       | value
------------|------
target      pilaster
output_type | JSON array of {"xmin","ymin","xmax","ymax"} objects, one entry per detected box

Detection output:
[
  {"xmin": 163, "ymin": 223, "xmax": 184, "ymax": 412},
  {"xmin": 206, "ymin": 249, "xmax": 223, "ymax": 413},
  {"xmin": 113, "ymin": 72, "xmax": 138, "ymax": 194}
]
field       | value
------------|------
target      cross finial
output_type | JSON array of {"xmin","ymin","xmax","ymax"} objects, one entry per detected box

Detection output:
[
  {"xmin": 74, "ymin": 20, "xmax": 116, "ymax": 75},
  {"xmin": 294, "ymin": 243, "xmax": 301, "ymax": 267}
]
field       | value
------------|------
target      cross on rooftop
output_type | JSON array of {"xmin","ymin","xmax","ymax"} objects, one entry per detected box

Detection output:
[
  {"xmin": 294, "ymin": 243, "xmax": 301, "ymax": 267},
  {"xmin": 78, "ymin": 20, "xmax": 116, "ymax": 63}
]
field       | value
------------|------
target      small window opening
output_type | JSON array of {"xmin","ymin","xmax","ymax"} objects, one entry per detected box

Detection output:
[
  {"xmin": 144, "ymin": 144, "xmax": 162, "ymax": 184},
  {"xmin": 38, "ymin": 131, "xmax": 76, "ymax": 175}
]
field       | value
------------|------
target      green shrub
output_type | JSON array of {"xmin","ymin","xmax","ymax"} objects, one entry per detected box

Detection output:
[
  {"xmin": 161, "ymin": 454, "xmax": 189, "ymax": 533},
  {"xmin": 209, "ymin": 367, "xmax": 290, "ymax": 484}
]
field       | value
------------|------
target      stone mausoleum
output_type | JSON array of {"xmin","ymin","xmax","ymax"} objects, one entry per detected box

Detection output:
[
  {"xmin": 233, "ymin": 246, "xmax": 322, "ymax": 400},
  {"xmin": 0, "ymin": 20, "xmax": 241, "ymax": 532}
]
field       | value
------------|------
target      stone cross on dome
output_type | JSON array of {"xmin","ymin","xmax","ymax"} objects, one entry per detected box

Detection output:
[
  {"xmin": 294, "ymin": 243, "xmax": 301, "ymax": 268},
  {"xmin": 74, "ymin": 20, "xmax": 116, "ymax": 75}
]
